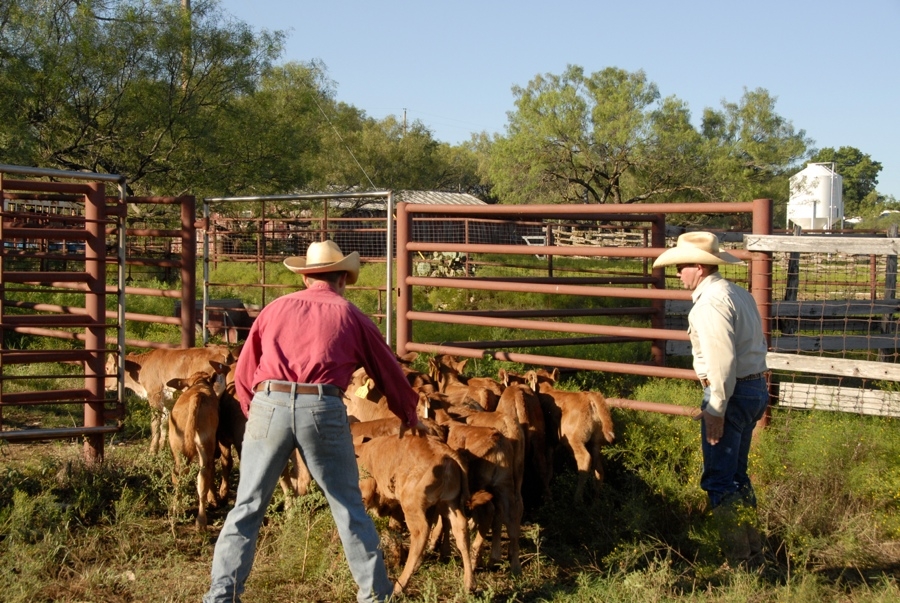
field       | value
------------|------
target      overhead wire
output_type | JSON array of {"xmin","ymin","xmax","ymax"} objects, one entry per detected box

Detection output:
[{"xmin": 311, "ymin": 95, "xmax": 377, "ymax": 190}]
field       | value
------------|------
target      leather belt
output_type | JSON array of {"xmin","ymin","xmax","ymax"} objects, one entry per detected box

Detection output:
[
  {"xmin": 737, "ymin": 372, "xmax": 765, "ymax": 382},
  {"xmin": 254, "ymin": 380, "xmax": 343, "ymax": 398},
  {"xmin": 700, "ymin": 373, "xmax": 765, "ymax": 388}
]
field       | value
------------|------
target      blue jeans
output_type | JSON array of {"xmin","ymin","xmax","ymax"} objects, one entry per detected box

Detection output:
[
  {"xmin": 203, "ymin": 384, "xmax": 393, "ymax": 603},
  {"xmin": 700, "ymin": 377, "xmax": 769, "ymax": 509}
]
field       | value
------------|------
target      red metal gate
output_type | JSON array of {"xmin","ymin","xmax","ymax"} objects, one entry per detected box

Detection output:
[{"xmin": 0, "ymin": 165, "xmax": 127, "ymax": 463}]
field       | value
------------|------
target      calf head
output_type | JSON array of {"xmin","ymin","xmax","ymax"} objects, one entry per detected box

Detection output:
[
  {"xmin": 428, "ymin": 356, "xmax": 467, "ymax": 392},
  {"xmin": 166, "ymin": 360, "xmax": 231, "ymax": 397},
  {"xmin": 104, "ymin": 353, "xmax": 149, "ymax": 398},
  {"xmin": 498, "ymin": 369, "xmax": 539, "ymax": 392}
]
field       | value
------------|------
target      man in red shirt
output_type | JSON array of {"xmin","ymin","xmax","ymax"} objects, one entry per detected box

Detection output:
[{"xmin": 204, "ymin": 240, "xmax": 422, "ymax": 603}]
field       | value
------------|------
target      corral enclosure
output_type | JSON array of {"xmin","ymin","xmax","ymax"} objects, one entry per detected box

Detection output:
[
  {"xmin": 4, "ymin": 164, "xmax": 900, "ymax": 457},
  {"xmin": 202, "ymin": 195, "xmax": 900, "ymax": 419}
]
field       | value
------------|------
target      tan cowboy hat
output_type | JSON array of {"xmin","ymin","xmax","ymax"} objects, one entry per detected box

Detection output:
[
  {"xmin": 653, "ymin": 231, "xmax": 743, "ymax": 268},
  {"xmin": 283, "ymin": 240, "xmax": 360, "ymax": 284}
]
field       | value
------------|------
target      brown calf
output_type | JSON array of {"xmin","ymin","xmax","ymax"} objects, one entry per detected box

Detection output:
[
  {"xmin": 428, "ymin": 355, "xmax": 504, "ymax": 411},
  {"xmin": 443, "ymin": 421, "xmax": 522, "ymax": 573},
  {"xmin": 498, "ymin": 369, "xmax": 553, "ymax": 507},
  {"xmin": 343, "ymin": 367, "xmax": 398, "ymax": 422},
  {"xmin": 166, "ymin": 360, "xmax": 231, "ymax": 530},
  {"xmin": 215, "ymin": 370, "xmax": 310, "ymax": 505},
  {"xmin": 354, "ymin": 432, "xmax": 482, "ymax": 594},
  {"xmin": 533, "ymin": 368, "xmax": 616, "ymax": 502},
  {"xmin": 105, "ymin": 345, "xmax": 235, "ymax": 454}
]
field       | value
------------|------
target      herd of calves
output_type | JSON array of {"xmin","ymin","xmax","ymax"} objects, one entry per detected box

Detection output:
[{"xmin": 104, "ymin": 345, "xmax": 617, "ymax": 594}]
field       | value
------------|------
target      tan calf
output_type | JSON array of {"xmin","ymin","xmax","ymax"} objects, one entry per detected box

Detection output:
[
  {"xmin": 396, "ymin": 352, "xmax": 439, "ymax": 393},
  {"xmin": 105, "ymin": 345, "xmax": 235, "ymax": 454},
  {"xmin": 428, "ymin": 355, "xmax": 504, "ymax": 411},
  {"xmin": 534, "ymin": 368, "xmax": 616, "ymax": 502},
  {"xmin": 343, "ymin": 367, "xmax": 397, "ymax": 422},
  {"xmin": 444, "ymin": 421, "xmax": 522, "ymax": 573},
  {"xmin": 166, "ymin": 360, "xmax": 231, "ymax": 530},
  {"xmin": 354, "ymin": 433, "xmax": 482, "ymax": 594},
  {"xmin": 498, "ymin": 369, "xmax": 553, "ymax": 506},
  {"xmin": 216, "ymin": 366, "xmax": 310, "ymax": 505}
]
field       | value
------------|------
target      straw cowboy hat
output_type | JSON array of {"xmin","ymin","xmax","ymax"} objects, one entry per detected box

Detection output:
[
  {"xmin": 283, "ymin": 240, "xmax": 360, "ymax": 284},
  {"xmin": 653, "ymin": 231, "xmax": 743, "ymax": 268}
]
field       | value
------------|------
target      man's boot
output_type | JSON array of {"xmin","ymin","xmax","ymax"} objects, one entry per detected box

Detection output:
[
  {"xmin": 745, "ymin": 524, "xmax": 765, "ymax": 569},
  {"xmin": 711, "ymin": 503, "xmax": 750, "ymax": 568}
]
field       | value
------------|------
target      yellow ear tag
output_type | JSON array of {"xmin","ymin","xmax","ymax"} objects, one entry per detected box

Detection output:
[{"xmin": 355, "ymin": 384, "xmax": 370, "ymax": 398}]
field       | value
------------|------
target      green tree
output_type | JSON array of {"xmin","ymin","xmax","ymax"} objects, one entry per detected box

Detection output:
[
  {"xmin": 189, "ymin": 60, "xmax": 333, "ymax": 199},
  {"xmin": 486, "ymin": 65, "xmax": 709, "ymax": 204},
  {"xmin": 312, "ymin": 111, "xmax": 481, "ymax": 194},
  {"xmin": 435, "ymin": 142, "xmax": 491, "ymax": 200},
  {"xmin": 701, "ymin": 88, "xmax": 812, "ymax": 226},
  {"xmin": 0, "ymin": 0, "xmax": 283, "ymax": 195},
  {"xmin": 808, "ymin": 146, "xmax": 882, "ymax": 217}
]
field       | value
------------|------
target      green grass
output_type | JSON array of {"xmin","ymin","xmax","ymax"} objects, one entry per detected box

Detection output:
[
  {"xmin": 2, "ymin": 374, "xmax": 899, "ymax": 602},
  {"xmin": 3, "ymin": 261, "xmax": 900, "ymax": 601}
]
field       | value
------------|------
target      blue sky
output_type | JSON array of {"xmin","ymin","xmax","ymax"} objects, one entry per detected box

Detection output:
[{"xmin": 219, "ymin": 0, "xmax": 900, "ymax": 201}]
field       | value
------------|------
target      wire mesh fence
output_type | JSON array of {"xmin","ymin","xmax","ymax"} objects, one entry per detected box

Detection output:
[{"xmin": 749, "ymin": 233, "xmax": 900, "ymax": 418}]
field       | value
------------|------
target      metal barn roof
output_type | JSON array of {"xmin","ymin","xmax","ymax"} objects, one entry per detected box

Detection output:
[
  {"xmin": 394, "ymin": 191, "xmax": 486, "ymax": 206},
  {"xmin": 328, "ymin": 190, "xmax": 487, "ymax": 212}
]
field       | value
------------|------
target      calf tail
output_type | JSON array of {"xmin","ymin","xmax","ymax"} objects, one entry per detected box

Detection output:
[
  {"xmin": 443, "ymin": 449, "xmax": 473, "ymax": 509},
  {"xmin": 588, "ymin": 392, "xmax": 616, "ymax": 444},
  {"xmin": 466, "ymin": 489, "xmax": 494, "ymax": 511},
  {"xmin": 182, "ymin": 398, "xmax": 200, "ymax": 460}
]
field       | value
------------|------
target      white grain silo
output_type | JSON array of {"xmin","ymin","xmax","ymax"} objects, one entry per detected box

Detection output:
[{"xmin": 787, "ymin": 163, "xmax": 843, "ymax": 230}]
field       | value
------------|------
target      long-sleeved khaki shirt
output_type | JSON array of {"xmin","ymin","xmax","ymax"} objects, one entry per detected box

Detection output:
[{"xmin": 688, "ymin": 272, "xmax": 768, "ymax": 417}]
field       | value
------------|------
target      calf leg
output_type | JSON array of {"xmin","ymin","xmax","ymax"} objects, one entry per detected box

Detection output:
[
  {"xmin": 426, "ymin": 514, "xmax": 452, "ymax": 560},
  {"xmin": 196, "ymin": 455, "xmax": 216, "ymax": 530},
  {"xmin": 569, "ymin": 439, "xmax": 593, "ymax": 503},
  {"xmin": 589, "ymin": 433, "xmax": 606, "ymax": 497},
  {"xmin": 150, "ymin": 409, "xmax": 163, "ymax": 454},
  {"xmin": 148, "ymin": 391, "xmax": 169, "ymax": 454},
  {"xmin": 217, "ymin": 443, "xmax": 235, "ymax": 501},
  {"xmin": 469, "ymin": 499, "xmax": 494, "ymax": 568},
  {"xmin": 445, "ymin": 503, "xmax": 476, "ymax": 592},
  {"xmin": 507, "ymin": 495, "xmax": 523, "ymax": 574},
  {"xmin": 393, "ymin": 507, "xmax": 430, "ymax": 594},
  {"xmin": 159, "ymin": 407, "xmax": 171, "ymax": 455},
  {"xmin": 278, "ymin": 448, "xmax": 311, "ymax": 506},
  {"xmin": 488, "ymin": 495, "xmax": 522, "ymax": 574}
]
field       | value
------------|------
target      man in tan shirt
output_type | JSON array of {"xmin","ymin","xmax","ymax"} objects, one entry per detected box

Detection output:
[{"xmin": 655, "ymin": 231, "xmax": 769, "ymax": 568}]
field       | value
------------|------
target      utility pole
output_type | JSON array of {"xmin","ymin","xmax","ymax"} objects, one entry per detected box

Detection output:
[{"xmin": 403, "ymin": 108, "xmax": 407, "ymax": 136}]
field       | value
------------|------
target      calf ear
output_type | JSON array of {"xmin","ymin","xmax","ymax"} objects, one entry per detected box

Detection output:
[
  {"xmin": 397, "ymin": 351, "xmax": 418, "ymax": 364},
  {"xmin": 166, "ymin": 377, "xmax": 187, "ymax": 390},
  {"xmin": 209, "ymin": 360, "xmax": 229, "ymax": 374},
  {"xmin": 416, "ymin": 391, "xmax": 431, "ymax": 418},
  {"xmin": 525, "ymin": 370, "xmax": 538, "ymax": 391},
  {"xmin": 497, "ymin": 368, "xmax": 508, "ymax": 386}
]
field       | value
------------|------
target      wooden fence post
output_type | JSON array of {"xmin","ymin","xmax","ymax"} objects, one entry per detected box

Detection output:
[
  {"xmin": 782, "ymin": 224, "xmax": 802, "ymax": 335},
  {"xmin": 879, "ymin": 224, "xmax": 899, "ymax": 361}
]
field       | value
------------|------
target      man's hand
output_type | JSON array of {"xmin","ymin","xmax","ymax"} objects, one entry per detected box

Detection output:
[
  {"xmin": 694, "ymin": 409, "xmax": 725, "ymax": 445},
  {"xmin": 398, "ymin": 419, "xmax": 428, "ymax": 439}
]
